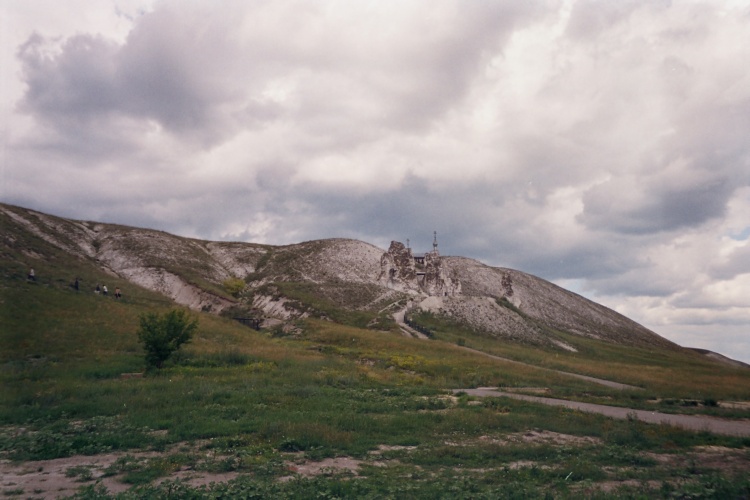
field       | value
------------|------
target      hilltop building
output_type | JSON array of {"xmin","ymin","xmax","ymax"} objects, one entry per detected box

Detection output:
[{"xmin": 378, "ymin": 232, "xmax": 461, "ymax": 296}]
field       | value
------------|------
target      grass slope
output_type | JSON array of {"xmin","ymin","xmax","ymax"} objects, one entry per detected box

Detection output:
[{"xmin": 2, "ymin": 217, "xmax": 750, "ymax": 498}]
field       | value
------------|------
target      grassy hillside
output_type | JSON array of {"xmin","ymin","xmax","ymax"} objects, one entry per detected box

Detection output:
[{"xmin": 2, "ymin": 210, "xmax": 750, "ymax": 497}]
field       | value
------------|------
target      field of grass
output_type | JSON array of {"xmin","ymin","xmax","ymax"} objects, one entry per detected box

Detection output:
[
  {"xmin": 411, "ymin": 311, "xmax": 750, "ymax": 410},
  {"xmin": 2, "ymin": 235, "xmax": 750, "ymax": 497}
]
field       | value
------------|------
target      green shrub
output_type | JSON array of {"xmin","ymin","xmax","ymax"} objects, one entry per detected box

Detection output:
[
  {"xmin": 137, "ymin": 309, "xmax": 198, "ymax": 369},
  {"xmin": 222, "ymin": 277, "xmax": 246, "ymax": 297}
]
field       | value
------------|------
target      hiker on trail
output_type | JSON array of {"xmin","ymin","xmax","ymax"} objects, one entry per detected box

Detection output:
[
  {"xmin": 95, "ymin": 284, "xmax": 101, "ymax": 295},
  {"xmin": 102, "ymin": 285, "xmax": 108, "ymax": 296},
  {"xmin": 28, "ymin": 268, "xmax": 35, "ymax": 281},
  {"xmin": 74, "ymin": 278, "xmax": 79, "ymax": 291},
  {"xmin": 114, "ymin": 287, "xmax": 121, "ymax": 299}
]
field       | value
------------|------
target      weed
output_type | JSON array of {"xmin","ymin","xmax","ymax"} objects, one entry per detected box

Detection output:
[
  {"xmin": 65, "ymin": 465, "xmax": 95, "ymax": 482},
  {"xmin": 119, "ymin": 455, "xmax": 190, "ymax": 485}
]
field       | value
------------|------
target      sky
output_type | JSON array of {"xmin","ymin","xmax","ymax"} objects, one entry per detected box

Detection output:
[{"xmin": 2, "ymin": 1, "xmax": 749, "ymax": 363}]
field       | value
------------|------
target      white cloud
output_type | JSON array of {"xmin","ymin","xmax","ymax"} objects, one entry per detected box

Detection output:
[{"xmin": 3, "ymin": 0, "xmax": 750, "ymax": 362}]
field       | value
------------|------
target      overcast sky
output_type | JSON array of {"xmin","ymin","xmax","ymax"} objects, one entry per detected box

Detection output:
[{"xmin": 2, "ymin": 1, "xmax": 749, "ymax": 362}]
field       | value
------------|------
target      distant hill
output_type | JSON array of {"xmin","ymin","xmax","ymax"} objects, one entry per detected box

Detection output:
[{"xmin": 0, "ymin": 202, "xmax": 681, "ymax": 353}]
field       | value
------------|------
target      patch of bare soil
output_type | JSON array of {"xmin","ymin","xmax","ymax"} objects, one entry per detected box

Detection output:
[
  {"xmin": 156, "ymin": 470, "xmax": 240, "ymax": 489},
  {"xmin": 578, "ymin": 479, "xmax": 663, "ymax": 495},
  {"xmin": 579, "ymin": 446, "xmax": 750, "ymax": 495},
  {"xmin": 279, "ymin": 444, "xmax": 422, "ymax": 483},
  {"xmin": 504, "ymin": 387, "xmax": 551, "ymax": 395},
  {"xmin": 507, "ymin": 430, "xmax": 601, "ymax": 446},
  {"xmin": 1, "ymin": 453, "xmax": 135, "ymax": 498},
  {"xmin": 279, "ymin": 456, "xmax": 364, "ymax": 482},
  {"xmin": 647, "ymin": 446, "xmax": 750, "ymax": 476},
  {"xmin": 0, "ymin": 449, "xmax": 239, "ymax": 499},
  {"xmin": 2, "ymin": 447, "xmax": 402, "ymax": 497},
  {"xmin": 369, "ymin": 444, "xmax": 417, "ymax": 455},
  {"xmin": 719, "ymin": 401, "xmax": 750, "ymax": 410},
  {"xmin": 478, "ymin": 430, "xmax": 602, "ymax": 447},
  {"xmin": 505, "ymin": 460, "xmax": 551, "ymax": 470},
  {"xmin": 442, "ymin": 430, "xmax": 601, "ymax": 449}
]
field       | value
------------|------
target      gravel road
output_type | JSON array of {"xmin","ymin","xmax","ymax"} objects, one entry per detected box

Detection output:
[{"xmin": 454, "ymin": 387, "xmax": 750, "ymax": 437}]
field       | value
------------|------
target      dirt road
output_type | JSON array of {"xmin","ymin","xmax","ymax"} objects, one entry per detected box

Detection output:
[{"xmin": 455, "ymin": 387, "xmax": 750, "ymax": 437}]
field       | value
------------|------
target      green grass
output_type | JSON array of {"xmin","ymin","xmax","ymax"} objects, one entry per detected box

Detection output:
[
  {"xmin": 262, "ymin": 281, "xmax": 401, "ymax": 330},
  {"xmin": 410, "ymin": 311, "xmax": 750, "ymax": 405}
]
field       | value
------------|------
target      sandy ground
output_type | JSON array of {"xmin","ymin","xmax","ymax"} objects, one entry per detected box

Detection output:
[{"xmin": 456, "ymin": 387, "xmax": 750, "ymax": 437}]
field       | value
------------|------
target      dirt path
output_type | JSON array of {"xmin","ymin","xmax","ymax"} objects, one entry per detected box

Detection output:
[
  {"xmin": 455, "ymin": 388, "xmax": 750, "ymax": 437},
  {"xmin": 393, "ymin": 307, "xmax": 428, "ymax": 339},
  {"xmin": 392, "ymin": 307, "xmax": 638, "ymax": 390},
  {"xmin": 455, "ymin": 345, "xmax": 640, "ymax": 390}
]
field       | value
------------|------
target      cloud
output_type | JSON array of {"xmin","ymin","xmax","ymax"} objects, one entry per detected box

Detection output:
[
  {"xmin": 16, "ymin": 16, "xmax": 243, "ymax": 147},
  {"xmin": 3, "ymin": 0, "xmax": 750, "ymax": 362},
  {"xmin": 579, "ymin": 167, "xmax": 733, "ymax": 235}
]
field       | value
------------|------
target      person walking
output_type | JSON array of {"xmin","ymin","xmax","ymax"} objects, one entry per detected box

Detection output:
[
  {"xmin": 95, "ymin": 284, "xmax": 101, "ymax": 295},
  {"xmin": 102, "ymin": 285, "xmax": 108, "ymax": 296},
  {"xmin": 28, "ymin": 268, "xmax": 35, "ymax": 281},
  {"xmin": 114, "ymin": 287, "xmax": 121, "ymax": 299}
]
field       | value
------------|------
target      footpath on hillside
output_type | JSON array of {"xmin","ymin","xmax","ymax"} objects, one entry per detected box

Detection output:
[
  {"xmin": 393, "ymin": 307, "xmax": 429, "ymax": 339},
  {"xmin": 393, "ymin": 306, "xmax": 638, "ymax": 390}
]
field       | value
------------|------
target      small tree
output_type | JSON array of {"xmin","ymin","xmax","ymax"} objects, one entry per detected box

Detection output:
[{"xmin": 137, "ymin": 309, "xmax": 198, "ymax": 369}]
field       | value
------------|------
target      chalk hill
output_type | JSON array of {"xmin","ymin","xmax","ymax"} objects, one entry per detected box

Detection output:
[{"xmin": 0, "ymin": 203, "xmax": 679, "ymax": 352}]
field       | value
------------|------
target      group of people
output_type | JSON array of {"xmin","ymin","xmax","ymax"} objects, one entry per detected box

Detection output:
[
  {"xmin": 94, "ymin": 283, "xmax": 122, "ymax": 299},
  {"xmin": 29, "ymin": 268, "xmax": 123, "ymax": 299}
]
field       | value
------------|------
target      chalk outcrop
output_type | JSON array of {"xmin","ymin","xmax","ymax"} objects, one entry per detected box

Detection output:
[
  {"xmin": 378, "ymin": 241, "xmax": 461, "ymax": 297},
  {"xmin": 378, "ymin": 241, "xmax": 418, "ymax": 292}
]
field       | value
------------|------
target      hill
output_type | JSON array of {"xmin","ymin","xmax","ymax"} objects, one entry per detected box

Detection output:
[
  {"xmin": 2, "ymin": 202, "xmax": 750, "ymax": 497},
  {"xmin": 1, "ymin": 203, "xmax": 677, "ymax": 352}
]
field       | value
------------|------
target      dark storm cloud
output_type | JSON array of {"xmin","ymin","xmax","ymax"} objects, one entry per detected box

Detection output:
[
  {"xmin": 17, "ymin": 33, "xmax": 120, "ymax": 122},
  {"xmin": 579, "ymin": 176, "xmax": 732, "ymax": 235},
  {"xmin": 17, "ymin": 26, "xmax": 242, "ymax": 147}
]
